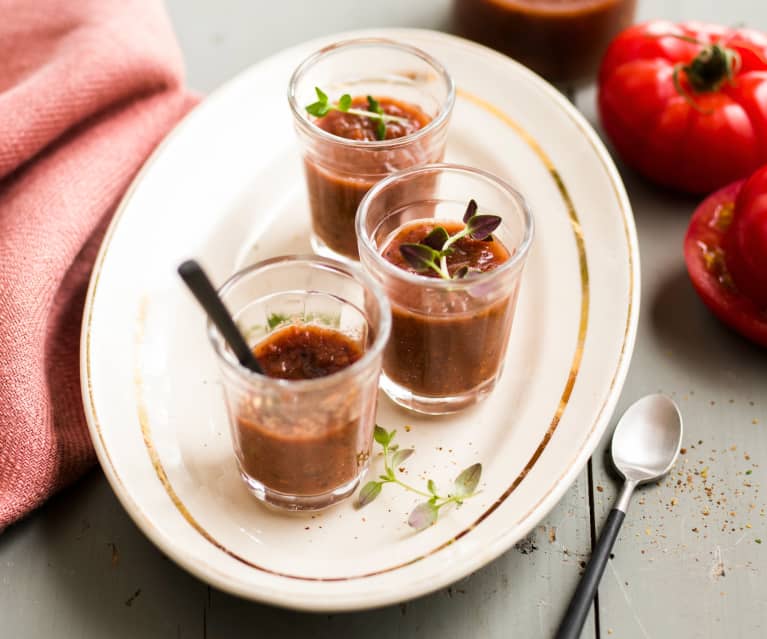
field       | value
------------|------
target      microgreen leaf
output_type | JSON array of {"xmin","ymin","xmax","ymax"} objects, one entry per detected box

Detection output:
[
  {"xmin": 422, "ymin": 226, "xmax": 450, "ymax": 251},
  {"xmin": 399, "ymin": 243, "xmax": 441, "ymax": 273},
  {"xmin": 374, "ymin": 425, "xmax": 389, "ymax": 446},
  {"xmin": 395, "ymin": 199, "xmax": 503, "ymax": 280},
  {"xmin": 305, "ymin": 101, "xmax": 330, "ymax": 117},
  {"xmin": 391, "ymin": 448, "xmax": 415, "ymax": 468},
  {"xmin": 267, "ymin": 313, "xmax": 289, "ymax": 329},
  {"xmin": 357, "ymin": 425, "xmax": 483, "ymax": 533},
  {"xmin": 376, "ymin": 119, "xmax": 386, "ymax": 140},
  {"xmin": 366, "ymin": 95, "xmax": 386, "ymax": 139},
  {"xmin": 453, "ymin": 463, "xmax": 482, "ymax": 498},
  {"xmin": 357, "ymin": 481, "xmax": 382, "ymax": 507},
  {"xmin": 463, "ymin": 198, "xmax": 478, "ymax": 223},
  {"xmin": 367, "ymin": 95, "xmax": 382, "ymax": 114},
  {"xmin": 408, "ymin": 501, "xmax": 439, "ymax": 531},
  {"xmin": 454, "ymin": 265, "xmax": 470, "ymax": 279},
  {"xmin": 305, "ymin": 87, "xmax": 331, "ymax": 117},
  {"xmin": 306, "ymin": 87, "xmax": 409, "ymax": 137},
  {"xmin": 467, "ymin": 215, "xmax": 502, "ymax": 241}
]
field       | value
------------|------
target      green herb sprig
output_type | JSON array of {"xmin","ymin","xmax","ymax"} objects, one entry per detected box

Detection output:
[
  {"xmin": 398, "ymin": 199, "xmax": 502, "ymax": 280},
  {"xmin": 305, "ymin": 87, "xmax": 409, "ymax": 140},
  {"xmin": 358, "ymin": 426, "xmax": 482, "ymax": 532}
]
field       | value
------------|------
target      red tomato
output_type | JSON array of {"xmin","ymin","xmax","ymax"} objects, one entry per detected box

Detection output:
[
  {"xmin": 599, "ymin": 21, "xmax": 767, "ymax": 194},
  {"xmin": 684, "ymin": 164, "xmax": 767, "ymax": 346}
]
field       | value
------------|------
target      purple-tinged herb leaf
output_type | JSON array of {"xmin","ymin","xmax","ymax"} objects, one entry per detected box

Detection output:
[
  {"xmin": 357, "ymin": 481, "xmax": 382, "ymax": 507},
  {"xmin": 408, "ymin": 501, "xmax": 439, "ymax": 531},
  {"xmin": 422, "ymin": 226, "xmax": 450, "ymax": 251},
  {"xmin": 453, "ymin": 463, "xmax": 482, "ymax": 498},
  {"xmin": 467, "ymin": 214, "xmax": 502, "ymax": 241},
  {"xmin": 454, "ymin": 265, "xmax": 470, "ymax": 279},
  {"xmin": 399, "ymin": 243, "xmax": 440, "ymax": 272},
  {"xmin": 463, "ymin": 198, "xmax": 478, "ymax": 223},
  {"xmin": 391, "ymin": 448, "xmax": 414, "ymax": 468}
]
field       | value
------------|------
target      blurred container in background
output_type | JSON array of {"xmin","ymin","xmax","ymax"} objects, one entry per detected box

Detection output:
[{"xmin": 453, "ymin": 0, "xmax": 637, "ymax": 85}]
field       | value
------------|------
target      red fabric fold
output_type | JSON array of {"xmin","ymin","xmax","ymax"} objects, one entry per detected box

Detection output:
[{"xmin": 0, "ymin": 0, "xmax": 199, "ymax": 529}]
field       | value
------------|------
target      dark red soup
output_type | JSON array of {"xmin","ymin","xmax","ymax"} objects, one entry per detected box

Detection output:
[
  {"xmin": 305, "ymin": 96, "xmax": 433, "ymax": 258},
  {"xmin": 234, "ymin": 324, "xmax": 366, "ymax": 496},
  {"xmin": 381, "ymin": 219, "xmax": 515, "ymax": 397},
  {"xmin": 253, "ymin": 324, "xmax": 362, "ymax": 380}
]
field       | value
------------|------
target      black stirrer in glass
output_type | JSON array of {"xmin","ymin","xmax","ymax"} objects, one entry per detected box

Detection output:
[{"xmin": 177, "ymin": 260, "xmax": 263, "ymax": 374}]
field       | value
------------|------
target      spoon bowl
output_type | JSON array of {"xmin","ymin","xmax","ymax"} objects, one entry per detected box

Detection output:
[{"xmin": 611, "ymin": 394, "xmax": 684, "ymax": 484}]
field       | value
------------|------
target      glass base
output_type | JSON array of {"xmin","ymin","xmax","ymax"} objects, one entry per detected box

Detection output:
[
  {"xmin": 310, "ymin": 232, "xmax": 359, "ymax": 263},
  {"xmin": 240, "ymin": 470, "xmax": 362, "ymax": 512},
  {"xmin": 380, "ymin": 373, "xmax": 498, "ymax": 415}
]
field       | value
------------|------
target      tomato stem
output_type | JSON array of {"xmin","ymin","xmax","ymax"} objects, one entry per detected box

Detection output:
[
  {"xmin": 655, "ymin": 33, "xmax": 742, "ymax": 111},
  {"xmin": 672, "ymin": 63, "xmax": 713, "ymax": 114}
]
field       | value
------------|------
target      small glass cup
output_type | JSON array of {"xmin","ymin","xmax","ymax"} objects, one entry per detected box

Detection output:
[
  {"xmin": 209, "ymin": 255, "xmax": 391, "ymax": 511},
  {"xmin": 356, "ymin": 164, "xmax": 533, "ymax": 415},
  {"xmin": 288, "ymin": 38, "xmax": 455, "ymax": 261}
]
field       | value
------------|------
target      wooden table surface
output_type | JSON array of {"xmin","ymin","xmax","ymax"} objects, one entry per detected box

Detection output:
[{"xmin": 2, "ymin": 1, "xmax": 766, "ymax": 637}]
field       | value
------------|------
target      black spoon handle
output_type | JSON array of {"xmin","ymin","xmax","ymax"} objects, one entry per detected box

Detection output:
[
  {"xmin": 177, "ymin": 260, "xmax": 263, "ymax": 374},
  {"xmin": 555, "ymin": 508, "xmax": 626, "ymax": 639}
]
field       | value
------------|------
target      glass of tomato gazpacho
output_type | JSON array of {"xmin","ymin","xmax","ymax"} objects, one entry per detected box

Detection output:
[
  {"xmin": 356, "ymin": 164, "xmax": 533, "ymax": 414},
  {"xmin": 288, "ymin": 38, "xmax": 455, "ymax": 260},
  {"xmin": 453, "ymin": 0, "xmax": 636, "ymax": 85},
  {"xmin": 208, "ymin": 256, "xmax": 391, "ymax": 510}
]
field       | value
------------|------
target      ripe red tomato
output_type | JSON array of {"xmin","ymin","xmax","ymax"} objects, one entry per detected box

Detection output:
[
  {"xmin": 684, "ymin": 164, "xmax": 767, "ymax": 346},
  {"xmin": 599, "ymin": 21, "xmax": 767, "ymax": 194}
]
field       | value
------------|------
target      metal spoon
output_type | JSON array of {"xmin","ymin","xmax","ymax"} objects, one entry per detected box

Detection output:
[{"xmin": 555, "ymin": 394, "xmax": 683, "ymax": 639}]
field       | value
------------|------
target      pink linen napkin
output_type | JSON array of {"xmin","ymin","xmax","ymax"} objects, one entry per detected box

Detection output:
[{"xmin": 0, "ymin": 0, "xmax": 198, "ymax": 530}]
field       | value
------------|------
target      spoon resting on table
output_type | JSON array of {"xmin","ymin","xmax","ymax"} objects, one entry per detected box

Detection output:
[{"xmin": 555, "ymin": 394, "xmax": 683, "ymax": 639}]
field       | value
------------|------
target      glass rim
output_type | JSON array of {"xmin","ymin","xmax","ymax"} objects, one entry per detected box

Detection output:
[
  {"xmin": 287, "ymin": 37, "xmax": 456, "ymax": 151},
  {"xmin": 208, "ymin": 254, "xmax": 392, "ymax": 390},
  {"xmin": 355, "ymin": 162, "xmax": 535, "ymax": 291}
]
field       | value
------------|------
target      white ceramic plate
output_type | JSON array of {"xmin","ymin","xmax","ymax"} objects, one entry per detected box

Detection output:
[{"xmin": 81, "ymin": 29, "xmax": 639, "ymax": 611}]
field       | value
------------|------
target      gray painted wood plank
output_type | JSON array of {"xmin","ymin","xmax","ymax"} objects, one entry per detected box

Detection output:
[
  {"xmin": 0, "ymin": 471, "xmax": 207, "ymax": 639},
  {"xmin": 577, "ymin": 1, "xmax": 767, "ymax": 636}
]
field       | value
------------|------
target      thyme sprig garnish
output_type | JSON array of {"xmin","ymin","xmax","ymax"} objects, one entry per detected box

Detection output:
[
  {"xmin": 305, "ymin": 87, "xmax": 409, "ymax": 140},
  {"xmin": 357, "ymin": 426, "xmax": 482, "ymax": 532},
  {"xmin": 398, "ymin": 199, "xmax": 502, "ymax": 280}
]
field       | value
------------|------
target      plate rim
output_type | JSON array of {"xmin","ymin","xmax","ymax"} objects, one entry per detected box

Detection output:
[{"xmin": 80, "ymin": 27, "xmax": 640, "ymax": 611}]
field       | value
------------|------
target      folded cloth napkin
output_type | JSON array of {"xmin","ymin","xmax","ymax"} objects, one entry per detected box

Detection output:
[{"xmin": 0, "ymin": 0, "xmax": 198, "ymax": 530}]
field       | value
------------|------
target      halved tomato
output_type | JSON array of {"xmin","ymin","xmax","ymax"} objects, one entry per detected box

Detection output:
[{"xmin": 684, "ymin": 165, "xmax": 767, "ymax": 346}]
